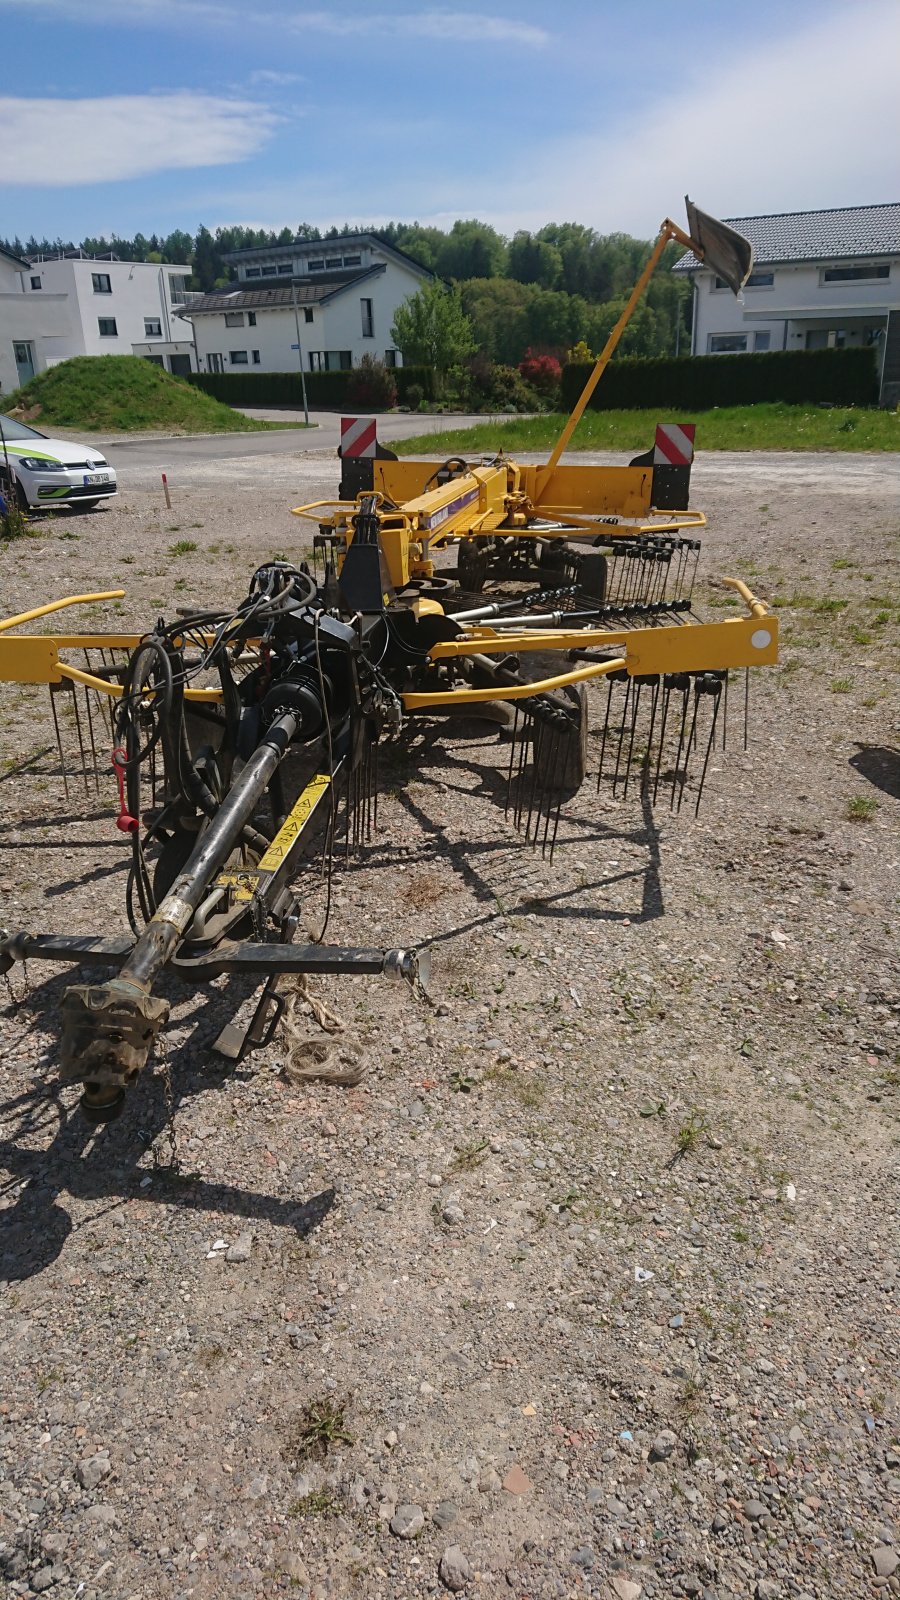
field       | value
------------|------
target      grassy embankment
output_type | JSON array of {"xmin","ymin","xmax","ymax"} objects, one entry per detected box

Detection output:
[
  {"xmin": 3, "ymin": 355, "xmax": 307, "ymax": 434},
  {"xmin": 394, "ymin": 403, "xmax": 899, "ymax": 456}
]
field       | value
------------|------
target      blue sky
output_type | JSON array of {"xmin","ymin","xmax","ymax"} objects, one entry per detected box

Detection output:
[{"xmin": 1, "ymin": 0, "xmax": 898, "ymax": 248}]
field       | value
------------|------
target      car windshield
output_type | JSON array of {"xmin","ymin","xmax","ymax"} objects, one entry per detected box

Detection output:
[{"xmin": 1, "ymin": 416, "xmax": 48, "ymax": 441}]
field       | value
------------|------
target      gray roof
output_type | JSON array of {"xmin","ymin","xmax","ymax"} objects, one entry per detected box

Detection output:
[
  {"xmin": 183, "ymin": 263, "xmax": 386, "ymax": 315},
  {"xmin": 223, "ymin": 231, "xmax": 432, "ymax": 280},
  {"xmin": 1, "ymin": 243, "xmax": 31, "ymax": 270},
  {"xmin": 673, "ymin": 202, "xmax": 900, "ymax": 272}
]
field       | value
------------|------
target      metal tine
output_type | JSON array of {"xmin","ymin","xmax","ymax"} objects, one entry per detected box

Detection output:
[
  {"xmin": 505, "ymin": 706, "xmax": 520, "ymax": 818},
  {"xmin": 694, "ymin": 684, "xmax": 723, "ymax": 816},
  {"xmin": 611, "ymin": 676, "xmax": 633, "ymax": 796},
  {"xmin": 688, "ymin": 541, "xmax": 700, "ymax": 603},
  {"xmin": 524, "ymin": 723, "xmax": 541, "ymax": 841},
  {"xmin": 373, "ymin": 739, "xmax": 379, "ymax": 834},
  {"xmin": 80, "ymin": 670, "xmax": 101, "ymax": 794},
  {"xmin": 670, "ymin": 680, "xmax": 691, "ymax": 811},
  {"xmin": 721, "ymin": 671, "xmax": 729, "ymax": 752},
  {"xmin": 641, "ymin": 676, "xmax": 661, "ymax": 794},
  {"xmin": 596, "ymin": 676, "xmax": 616, "ymax": 792},
  {"xmin": 677, "ymin": 682, "xmax": 702, "ymax": 813},
  {"xmin": 652, "ymin": 677, "xmax": 673, "ymax": 804},
  {"xmin": 513, "ymin": 712, "xmax": 530, "ymax": 830},
  {"xmin": 540, "ymin": 726, "xmax": 561, "ymax": 857},
  {"xmin": 621, "ymin": 679, "xmax": 643, "ymax": 800},
  {"xmin": 69, "ymin": 680, "xmax": 90, "ymax": 797},
  {"xmin": 48, "ymin": 685, "xmax": 70, "ymax": 801},
  {"xmin": 743, "ymin": 668, "xmax": 750, "ymax": 751}
]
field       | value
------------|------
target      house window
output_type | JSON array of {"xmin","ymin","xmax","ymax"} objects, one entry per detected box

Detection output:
[
  {"xmin": 92, "ymin": 272, "xmax": 112, "ymax": 293},
  {"xmin": 248, "ymin": 312, "xmax": 257, "ymax": 326},
  {"xmin": 169, "ymin": 276, "xmax": 190, "ymax": 304},
  {"xmin": 821, "ymin": 262, "xmax": 890, "ymax": 282},
  {"xmin": 244, "ymin": 266, "xmax": 261, "ymax": 279},
  {"xmin": 361, "ymin": 297, "xmax": 374, "ymax": 338},
  {"xmin": 707, "ymin": 333, "xmax": 748, "ymax": 353},
  {"xmin": 30, "ymin": 275, "xmax": 41, "ymax": 290},
  {"xmin": 277, "ymin": 263, "xmax": 293, "ymax": 276},
  {"xmin": 97, "ymin": 317, "xmax": 118, "ymax": 336},
  {"xmin": 714, "ymin": 269, "xmax": 774, "ymax": 290},
  {"xmin": 207, "ymin": 353, "xmax": 224, "ymax": 373},
  {"xmin": 754, "ymin": 330, "xmax": 771, "ymax": 351},
  {"xmin": 384, "ymin": 348, "xmax": 397, "ymax": 367},
  {"xmin": 308, "ymin": 350, "xmax": 353, "ymax": 371},
  {"xmin": 343, "ymin": 253, "xmax": 362, "ymax": 267},
  {"xmin": 325, "ymin": 257, "xmax": 342, "ymax": 269},
  {"xmin": 229, "ymin": 350, "xmax": 249, "ymax": 364},
  {"xmin": 252, "ymin": 350, "xmax": 261, "ymax": 364},
  {"xmin": 308, "ymin": 260, "xmax": 325, "ymax": 273},
  {"xmin": 144, "ymin": 317, "xmax": 162, "ymax": 337},
  {"xmin": 304, "ymin": 307, "xmax": 314, "ymax": 323},
  {"xmin": 225, "ymin": 312, "xmax": 245, "ymax": 327}
]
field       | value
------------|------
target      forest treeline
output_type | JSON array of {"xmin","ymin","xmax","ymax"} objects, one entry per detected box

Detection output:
[{"xmin": 2, "ymin": 218, "xmax": 691, "ymax": 361}]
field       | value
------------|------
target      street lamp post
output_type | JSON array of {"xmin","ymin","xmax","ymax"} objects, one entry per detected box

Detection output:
[{"xmin": 290, "ymin": 280, "xmax": 311, "ymax": 426}]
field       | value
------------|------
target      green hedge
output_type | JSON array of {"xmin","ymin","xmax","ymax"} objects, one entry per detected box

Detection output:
[
  {"xmin": 186, "ymin": 364, "xmax": 435, "ymax": 411},
  {"xmin": 560, "ymin": 347, "xmax": 879, "ymax": 411}
]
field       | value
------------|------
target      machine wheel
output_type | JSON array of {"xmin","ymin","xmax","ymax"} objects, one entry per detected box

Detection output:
[
  {"xmin": 533, "ymin": 684, "xmax": 587, "ymax": 792},
  {"xmin": 457, "ymin": 539, "xmax": 491, "ymax": 592}
]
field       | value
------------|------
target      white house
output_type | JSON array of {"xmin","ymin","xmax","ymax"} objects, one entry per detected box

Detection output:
[
  {"xmin": 179, "ymin": 233, "xmax": 432, "ymax": 376},
  {"xmin": 674, "ymin": 202, "xmax": 900, "ymax": 402},
  {"xmin": 0, "ymin": 252, "xmax": 197, "ymax": 395}
]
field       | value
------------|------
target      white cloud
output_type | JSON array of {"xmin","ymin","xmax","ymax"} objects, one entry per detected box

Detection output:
[
  {"xmin": 0, "ymin": 0, "xmax": 546, "ymax": 45},
  {"xmin": 0, "ymin": 92, "xmax": 279, "ymax": 185},
  {"xmin": 485, "ymin": 0, "xmax": 900, "ymax": 235},
  {"xmin": 249, "ymin": 68, "xmax": 307, "ymax": 86}
]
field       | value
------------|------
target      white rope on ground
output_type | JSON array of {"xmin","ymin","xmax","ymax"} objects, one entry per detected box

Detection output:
[{"xmin": 277, "ymin": 974, "xmax": 368, "ymax": 1087}]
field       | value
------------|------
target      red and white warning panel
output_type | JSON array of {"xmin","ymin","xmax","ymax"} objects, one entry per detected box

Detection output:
[
  {"xmin": 653, "ymin": 423, "xmax": 696, "ymax": 466},
  {"xmin": 340, "ymin": 416, "xmax": 377, "ymax": 458}
]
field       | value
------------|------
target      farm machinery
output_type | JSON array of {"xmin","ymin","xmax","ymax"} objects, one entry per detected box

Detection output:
[{"xmin": 0, "ymin": 200, "xmax": 776, "ymax": 1125}]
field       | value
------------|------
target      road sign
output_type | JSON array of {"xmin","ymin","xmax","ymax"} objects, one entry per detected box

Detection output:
[{"xmin": 290, "ymin": 343, "xmax": 301, "ymax": 350}]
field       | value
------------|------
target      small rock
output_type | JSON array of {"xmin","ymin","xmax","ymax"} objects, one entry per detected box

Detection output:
[
  {"xmin": 439, "ymin": 1545, "xmax": 472, "ymax": 1592},
  {"xmin": 226, "ymin": 1232, "xmax": 253, "ymax": 1262},
  {"xmin": 756, "ymin": 1358, "xmax": 776, "ymax": 1375},
  {"xmin": 82, "ymin": 1503, "xmax": 117, "ymax": 1525},
  {"xmin": 502, "ymin": 1464, "xmax": 532, "ymax": 1495},
  {"xmin": 40, "ymin": 1533, "xmax": 68, "ymax": 1557},
  {"xmin": 76, "ymin": 1453, "xmax": 111, "ymax": 1491},
  {"xmin": 743, "ymin": 1499, "xmax": 767, "ymax": 1522},
  {"xmin": 755, "ymin": 1582, "xmax": 782, "ymax": 1600},
  {"xmin": 276, "ymin": 1551, "xmax": 310, "ymax": 1582},
  {"xmin": 287, "ymin": 1325, "xmax": 317, "ymax": 1350},
  {"xmin": 610, "ymin": 1577, "xmax": 642, "ymax": 1600},
  {"xmin": 711, "ymin": 1512, "xmax": 728, "ymax": 1533},
  {"xmin": 872, "ymin": 1547, "xmax": 899, "ymax": 1580},
  {"xmin": 31, "ymin": 1568, "xmax": 54, "ymax": 1593},
  {"xmin": 650, "ymin": 1429, "xmax": 678, "ymax": 1462},
  {"xmin": 572, "ymin": 1546, "xmax": 594, "ymax": 1570},
  {"xmin": 442, "ymin": 1203, "xmax": 465, "ymax": 1226},
  {"xmin": 390, "ymin": 1503, "xmax": 425, "ymax": 1539},
  {"xmin": 478, "ymin": 1466, "xmax": 501, "ymax": 1493},
  {"xmin": 432, "ymin": 1501, "xmax": 457, "ymax": 1530}
]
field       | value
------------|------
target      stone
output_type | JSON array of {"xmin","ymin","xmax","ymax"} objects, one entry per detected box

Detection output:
[
  {"xmin": 743, "ymin": 1499, "xmax": 767, "ymax": 1521},
  {"xmin": 432, "ymin": 1501, "xmax": 458, "ymax": 1530},
  {"xmin": 610, "ymin": 1578, "xmax": 642, "ymax": 1600},
  {"xmin": 32, "ymin": 1569, "xmax": 54, "ymax": 1593},
  {"xmin": 439, "ymin": 1545, "xmax": 472, "ymax": 1592},
  {"xmin": 276, "ymin": 1551, "xmax": 310, "ymax": 1582},
  {"xmin": 478, "ymin": 1466, "xmax": 501, "ymax": 1493},
  {"xmin": 76, "ymin": 1453, "xmax": 111, "ymax": 1491},
  {"xmin": 82, "ymin": 1504, "xmax": 116, "ymax": 1525},
  {"xmin": 442, "ymin": 1203, "xmax": 465, "ymax": 1226},
  {"xmin": 755, "ymin": 1582, "xmax": 782, "ymax": 1600},
  {"xmin": 711, "ymin": 1512, "xmax": 728, "ymax": 1533},
  {"xmin": 40, "ymin": 1532, "xmax": 68, "ymax": 1557},
  {"xmin": 390, "ymin": 1503, "xmax": 425, "ymax": 1539},
  {"xmin": 287, "ymin": 1324, "xmax": 317, "ymax": 1350},
  {"xmin": 502, "ymin": 1465, "xmax": 532, "ymax": 1495},
  {"xmin": 650, "ymin": 1429, "xmax": 678, "ymax": 1462},
  {"xmin": 572, "ymin": 1546, "xmax": 594, "ymax": 1570},
  {"xmin": 226, "ymin": 1232, "xmax": 253, "ymax": 1262},
  {"xmin": 872, "ymin": 1547, "xmax": 899, "ymax": 1580}
]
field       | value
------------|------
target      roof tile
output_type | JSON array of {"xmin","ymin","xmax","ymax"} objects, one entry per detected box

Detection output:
[{"xmin": 674, "ymin": 202, "xmax": 900, "ymax": 271}]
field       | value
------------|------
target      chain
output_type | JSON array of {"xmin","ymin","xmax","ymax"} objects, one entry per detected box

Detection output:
[
  {"xmin": 411, "ymin": 971, "xmax": 437, "ymax": 1011},
  {"xmin": 2, "ymin": 958, "xmax": 29, "ymax": 1008},
  {"xmin": 153, "ymin": 1038, "xmax": 180, "ymax": 1173}
]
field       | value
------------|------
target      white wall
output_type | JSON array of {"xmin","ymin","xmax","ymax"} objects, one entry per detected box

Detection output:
[
  {"xmin": 692, "ymin": 259, "xmax": 899, "ymax": 354},
  {"xmin": 0, "ymin": 256, "xmax": 75, "ymax": 394}
]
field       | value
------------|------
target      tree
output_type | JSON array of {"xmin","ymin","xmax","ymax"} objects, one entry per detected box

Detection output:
[
  {"xmin": 391, "ymin": 280, "xmax": 474, "ymax": 385},
  {"xmin": 435, "ymin": 219, "xmax": 507, "ymax": 281},
  {"xmin": 508, "ymin": 231, "xmax": 562, "ymax": 290}
]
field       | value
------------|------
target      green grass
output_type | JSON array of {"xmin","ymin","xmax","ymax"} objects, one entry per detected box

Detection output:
[
  {"xmin": 395, "ymin": 402, "xmax": 899, "ymax": 457},
  {"xmin": 4, "ymin": 354, "xmax": 277, "ymax": 434},
  {"xmin": 846, "ymin": 796, "xmax": 879, "ymax": 822}
]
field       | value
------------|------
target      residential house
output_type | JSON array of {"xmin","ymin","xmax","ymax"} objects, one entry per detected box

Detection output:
[
  {"xmin": 0, "ymin": 252, "xmax": 197, "ymax": 395},
  {"xmin": 179, "ymin": 233, "xmax": 432, "ymax": 375},
  {"xmin": 674, "ymin": 203, "xmax": 900, "ymax": 403}
]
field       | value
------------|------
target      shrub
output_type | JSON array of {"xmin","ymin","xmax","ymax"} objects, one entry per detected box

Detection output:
[
  {"xmin": 560, "ymin": 346, "xmax": 878, "ymax": 412},
  {"xmin": 346, "ymin": 355, "xmax": 397, "ymax": 412},
  {"xmin": 464, "ymin": 354, "xmax": 539, "ymax": 412},
  {"xmin": 518, "ymin": 348, "xmax": 562, "ymax": 397},
  {"xmin": 405, "ymin": 383, "xmax": 424, "ymax": 412}
]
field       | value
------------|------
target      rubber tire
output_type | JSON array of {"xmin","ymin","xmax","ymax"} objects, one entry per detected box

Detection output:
[
  {"xmin": 13, "ymin": 476, "xmax": 29, "ymax": 513},
  {"xmin": 457, "ymin": 539, "xmax": 490, "ymax": 593},
  {"xmin": 533, "ymin": 684, "xmax": 587, "ymax": 792}
]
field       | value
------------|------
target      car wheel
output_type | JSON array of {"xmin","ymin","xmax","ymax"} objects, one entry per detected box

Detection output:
[{"xmin": 12, "ymin": 476, "xmax": 29, "ymax": 512}]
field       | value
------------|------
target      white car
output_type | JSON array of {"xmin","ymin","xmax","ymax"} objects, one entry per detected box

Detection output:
[{"xmin": 0, "ymin": 415, "xmax": 117, "ymax": 512}]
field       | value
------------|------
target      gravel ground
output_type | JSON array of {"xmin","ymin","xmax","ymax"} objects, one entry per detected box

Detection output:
[{"xmin": 0, "ymin": 448, "xmax": 898, "ymax": 1600}]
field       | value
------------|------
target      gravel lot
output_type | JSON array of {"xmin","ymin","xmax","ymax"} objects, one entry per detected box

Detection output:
[{"xmin": 0, "ymin": 446, "xmax": 898, "ymax": 1600}]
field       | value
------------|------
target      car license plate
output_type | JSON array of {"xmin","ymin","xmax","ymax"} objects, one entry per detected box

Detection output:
[{"xmin": 83, "ymin": 472, "xmax": 110, "ymax": 485}]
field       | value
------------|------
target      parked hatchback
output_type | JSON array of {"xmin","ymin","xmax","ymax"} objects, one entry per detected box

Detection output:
[{"xmin": 0, "ymin": 415, "xmax": 116, "ymax": 511}]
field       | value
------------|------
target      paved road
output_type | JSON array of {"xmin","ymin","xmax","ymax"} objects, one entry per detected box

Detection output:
[{"xmin": 98, "ymin": 410, "xmax": 488, "ymax": 488}]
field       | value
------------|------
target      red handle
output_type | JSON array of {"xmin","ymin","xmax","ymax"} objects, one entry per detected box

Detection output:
[{"xmin": 111, "ymin": 747, "xmax": 140, "ymax": 835}]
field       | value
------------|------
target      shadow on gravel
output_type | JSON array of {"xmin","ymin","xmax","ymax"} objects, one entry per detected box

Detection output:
[
  {"xmin": 850, "ymin": 744, "xmax": 900, "ymax": 800},
  {"xmin": 0, "ymin": 967, "xmax": 336, "ymax": 1282}
]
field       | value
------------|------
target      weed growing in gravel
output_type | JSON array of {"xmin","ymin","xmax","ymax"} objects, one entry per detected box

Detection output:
[
  {"xmin": 196, "ymin": 1343, "xmax": 226, "ymax": 1370},
  {"xmin": 830, "ymin": 678, "xmax": 853, "ymax": 694},
  {"xmin": 449, "ymin": 1069, "xmax": 478, "ymax": 1093},
  {"xmin": 831, "ymin": 557, "xmax": 854, "ymax": 569},
  {"xmin": 846, "ymin": 796, "xmax": 878, "ymax": 821},
  {"xmin": 168, "ymin": 538, "xmax": 197, "ymax": 556},
  {"xmin": 672, "ymin": 1109, "xmax": 710, "ymax": 1162},
  {"xmin": 36, "ymin": 1368, "xmax": 61, "ymax": 1394},
  {"xmin": 449, "ymin": 1138, "xmax": 489, "ymax": 1173},
  {"xmin": 288, "ymin": 1489, "xmax": 340, "ymax": 1518},
  {"xmin": 285, "ymin": 1398, "xmax": 353, "ymax": 1463}
]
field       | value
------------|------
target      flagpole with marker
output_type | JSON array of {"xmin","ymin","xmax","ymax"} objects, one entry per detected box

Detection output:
[{"xmin": 290, "ymin": 279, "xmax": 310, "ymax": 427}]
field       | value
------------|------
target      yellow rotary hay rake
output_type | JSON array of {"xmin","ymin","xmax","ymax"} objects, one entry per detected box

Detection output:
[{"xmin": 0, "ymin": 200, "xmax": 777, "ymax": 1123}]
